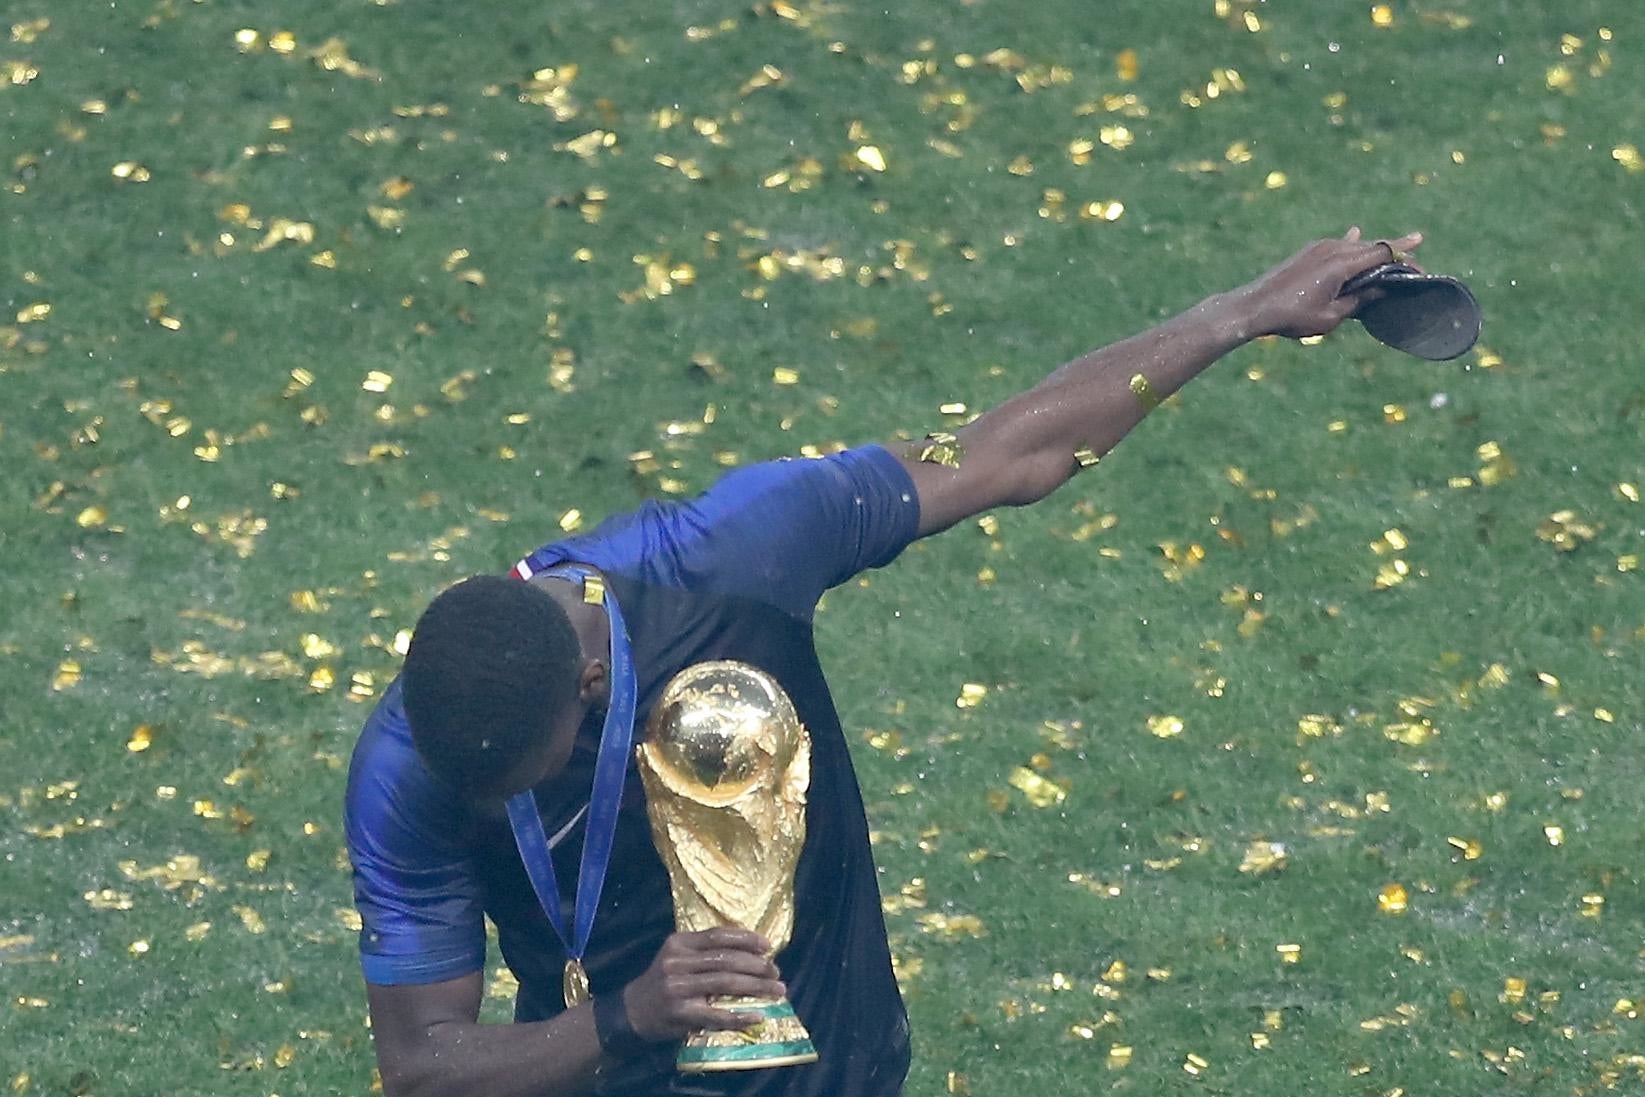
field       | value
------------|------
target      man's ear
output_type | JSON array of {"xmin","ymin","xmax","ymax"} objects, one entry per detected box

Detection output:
[{"xmin": 577, "ymin": 658, "xmax": 609, "ymax": 707}]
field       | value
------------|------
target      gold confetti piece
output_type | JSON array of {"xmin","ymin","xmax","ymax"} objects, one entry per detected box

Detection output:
[
  {"xmin": 1297, "ymin": 714, "xmax": 1341, "ymax": 738},
  {"xmin": 10, "ymin": 17, "xmax": 50, "ymax": 43},
  {"xmin": 308, "ymin": 36, "xmax": 379, "ymax": 79},
  {"xmin": 51, "ymin": 660, "xmax": 82, "ymax": 691},
  {"xmin": 1115, "ymin": 48, "xmax": 1138, "ymax": 81},
  {"xmin": 1618, "ymin": 482, "xmax": 1640, "ymax": 503},
  {"xmin": 772, "ymin": 366, "xmax": 800, "ymax": 385},
  {"xmin": 1276, "ymin": 943, "xmax": 1302, "ymax": 964},
  {"xmin": 918, "ymin": 432, "xmax": 964, "ymax": 469},
  {"xmin": 111, "ymin": 161, "xmax": 152, "ymax": 183},
  {"xmin": 1251, "ymin": 1032, "xmax": 1271, "ymax": 1049},
  {"xmin": 76, "ymin": 505, "xmax": 107, "ymax": 529},
  {"xmin": 1107, "ymin": 1044, "xmax": 1132, "ymax": 1069},
  {"xmin": 853, "ymin": 145, "xmax": 887, "ymax": 172},
  {"xmin": 1264, "ymin": 171, "xmax": 1287, "ymax": 189},
  {"xmin": 1446, "ymin": 836, "xmax": 1483, "ymax": 860},
  {"xmin": 945, "ymin": 1071, "xmax": 969, "ymax": 1095},
  {"xmin": 1073, "ymin": 445, "xmax": 1100, "ymax": 469},
  {"xmin": 1537, "ymin": 510, "xmax": 1598, "ymax": 550},
  {"xmin": 1099, "ymin": 124, "xmax": 1134, "ymax": 150},
  {"xmin": 1008, "ymin": 766, "xmax": 1067, "ymax": 808},
  {"xmin": 1501, "ymin": 977, "xmax": 1527, "ymax": 1003},
  {"xmin": 582, "ymin": 575, "xmax": 605, "ymax": 605},
  {"xmin": 1146, "ymin": 714, "xmax": 1184, "ymax": 738},
  {"xmin": 127, "ymin": 725, "xmax": 154, "ymax": 752},
  {"xmin": 915, "ymin": 911, "xmax": 986, "ymax": 938},
  {"xmin": 128, "ymin": 939, "xmax": 150, "ymax": 956},
  {"xmin": 16, "ymin": 301, "xmax": 50, "ymax": 323},
  {"xmin": 1543, "ymin": 824, "xmax": 1564, "ymax": 847},
  {"xmin": 3, "ymin": 59, "xmax": 40, "ymax": 86},
  {"xmin": 1183, "ymin": 1053, "xmax": 1209, "ymax": 1076},
  {"xmin": 1378, "ymin": 883, "xmax": 1409, "ymax": 914},
  {"xmin": 1581, "ymin": 894, "xmax": 1605, "ymax": 918},
  {"xmin": 1128, "ymin": 373, "xmax": 1161, "ymax": 410},
  {"xmin": 1239, "ymin": 840, "xmax": 1288, "ymax": 874},
  {"xmin": 1370, "ymin": 4, "xmax": 1394, "ymax": 26},
  {"xmin": 234, "ymin": 905, "xmax": 267, "ymax": 934},
  {"xmin": 84, "ymin": 888, "xmax": 134, "ymax": 911}
]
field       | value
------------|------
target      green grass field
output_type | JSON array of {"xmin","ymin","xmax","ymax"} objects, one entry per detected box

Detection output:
[{"xmin": 3, "ymin": 1, "xmax": 1643, "ymax": 1093}]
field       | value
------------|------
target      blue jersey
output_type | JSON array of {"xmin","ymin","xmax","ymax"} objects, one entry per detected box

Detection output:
[{"xmin": 345, "ymin": 445, "xmax": 920, "ymax": 1097}]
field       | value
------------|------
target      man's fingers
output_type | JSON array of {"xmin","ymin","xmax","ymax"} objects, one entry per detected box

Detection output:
[
  {"xmin": 694, "ymin": 1006, "xmax": 772, "ymax": 1032},
  {"xmin": 668, "ymin": 971, "xmax": 787, "ymax": 1003},
  {"xmin": 668, "ymin": 949, "xmax": 780, "ymax": 978},
  {"xmin": 680, "ymin": 927, "xmax": 771, "ymax": 954},
  {"xmin": 1344, "ymin": 225, "xmax": 1362, "ymax": 242}
]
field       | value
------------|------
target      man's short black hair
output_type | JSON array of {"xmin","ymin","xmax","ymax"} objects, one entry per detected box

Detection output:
[{"xmin": 401, "ymin": 574, "xmax": 581, "ymax": 792}]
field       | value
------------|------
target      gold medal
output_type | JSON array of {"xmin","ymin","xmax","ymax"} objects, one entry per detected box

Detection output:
[{"xmin": 563, "ymin": 958, "xmax": 591, "ymax": 1008}]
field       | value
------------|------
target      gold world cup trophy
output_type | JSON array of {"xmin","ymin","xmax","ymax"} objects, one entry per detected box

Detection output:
[{"xmin": 636, "ymin": 660, "xmax": 819, "ymax": 1073}]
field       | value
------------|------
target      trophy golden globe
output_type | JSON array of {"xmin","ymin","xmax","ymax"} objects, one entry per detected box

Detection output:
[{"xmin": 637, "ymin": 661, "xmax": 819, "ymax": 1072}]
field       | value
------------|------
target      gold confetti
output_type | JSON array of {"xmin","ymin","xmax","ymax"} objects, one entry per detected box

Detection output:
[
  {"xmin": 1537, "ymin": 510, "xmax": 1597, "ymax": 551},
  {"xmin": 1446, "ymin": 836, "xmax": 1483, "ymax": 861},
  {"xmin": 1146, "ymin": 714, "xmax": 1184, "ymax": 738},
  {"xmin": 1008, "ymin": 767, "xmax": 1066, "ymax": 808},
  {"xmin": 51, "ymin": 660, "xmax": 82, "ymax": 691},
  {"xmin": 1128, "ymin": 373, "xmax": 1161, "ymax": 410},
  {"xmin": 111, "ymin": 161, "xmax": 152, "ymax": 183},
  {"xmin": 918, "ymin": 431, "xmax": 965, "ymax": 469},
  {"xmin": 1542, "ymin": 824, "xmax": 1564, "ymax": 847},
  {"xmin": 1370, "ymin": 4, "xmax": 1394, "ymax": 26},
  {"xmin": 1107, "ymin": 1044, "xmax": 1133, "ymax": 1069},
  {"xmin": 1239, "ymin": 840, "xmax": 1288, "ymax": 875},
  {"xmin": 1378, "ymin": 883, "xmax": 1409, "ymax": 914}
]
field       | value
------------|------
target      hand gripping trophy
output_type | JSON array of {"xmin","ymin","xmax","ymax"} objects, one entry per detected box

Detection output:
[{"xmin": 636, "ymin": 661, "xmax": 820, "ymax": 1072}]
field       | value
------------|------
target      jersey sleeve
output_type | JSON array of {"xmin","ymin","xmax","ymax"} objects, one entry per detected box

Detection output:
[
  {"xmin": 534, "ymin": 444, "xmax": 920, "ymax": 619},
  {"xmin": 344, "ymin": 686, "xmax": 487, "ymax": 986}
]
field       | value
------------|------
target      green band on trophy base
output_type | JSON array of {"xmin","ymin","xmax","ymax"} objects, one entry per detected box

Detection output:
[{"xmin": 675, "ymin": 999, "xmax": 819, "ymax": 1073}]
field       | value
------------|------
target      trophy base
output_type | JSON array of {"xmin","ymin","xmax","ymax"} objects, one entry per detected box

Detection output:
[{"xmin": 677, "ymin": 997, "xmax": 819, "ymax": 1073}]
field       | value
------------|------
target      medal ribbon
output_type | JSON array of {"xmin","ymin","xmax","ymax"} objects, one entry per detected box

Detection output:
[{"xmin": 505, "ymin": 565, "xmax": 637, "ymax": 999}]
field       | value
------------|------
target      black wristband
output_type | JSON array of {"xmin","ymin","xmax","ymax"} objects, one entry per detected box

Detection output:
[{"xmin": 593, "ymin": 990, "xmax": 650, "ymax": 1057}]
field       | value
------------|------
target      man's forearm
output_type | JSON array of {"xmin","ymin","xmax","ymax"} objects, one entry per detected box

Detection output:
[
  {"xmin": 901, "ymin": 230, "xmax": 1414, "ymax": 536},
  {"xmin": 906, "ymin": 287, "xmax": 1258, "ymax": 535},
  {"xmin": 993, "ymin": 287, "xmax": 1256, "ymax": 476},
  {"xmin": 380, "ymin": 1010, "xmax": 603, "ymax": 1097}
]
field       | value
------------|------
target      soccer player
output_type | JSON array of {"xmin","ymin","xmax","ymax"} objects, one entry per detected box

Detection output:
[{"xmin": 346, "ymin": 229, "xmax": 1421, "ymax": 1096}]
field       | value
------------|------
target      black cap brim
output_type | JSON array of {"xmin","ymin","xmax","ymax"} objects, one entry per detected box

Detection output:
[{"xmin": 1341, "ymin": 262, "xmax": 1482, "ymax": 361}]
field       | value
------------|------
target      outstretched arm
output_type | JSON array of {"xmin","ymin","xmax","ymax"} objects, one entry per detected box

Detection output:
[{"xmin": 899, "ymin": 229, "xmax": 1421, "ymax": 535}]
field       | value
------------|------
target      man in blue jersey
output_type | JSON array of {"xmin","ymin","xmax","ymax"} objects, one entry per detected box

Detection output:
[{"xmin": 346, "ymin": 229, "xmax": 1422, "ymax": 1096}]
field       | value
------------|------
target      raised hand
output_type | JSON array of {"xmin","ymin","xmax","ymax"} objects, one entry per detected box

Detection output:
[
  {"xmin": 621, "ymin": 928, "xmax": 787, "ymax": 1042},
  {"xmin": 1241, "ymin": 227, "xmax": 1424, "ymax": 340}
]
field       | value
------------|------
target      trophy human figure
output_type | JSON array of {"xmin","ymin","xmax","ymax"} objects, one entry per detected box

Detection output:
[{"xmin": 636, "ymin": 660, "xmax": 819, "ymax": 1072}]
